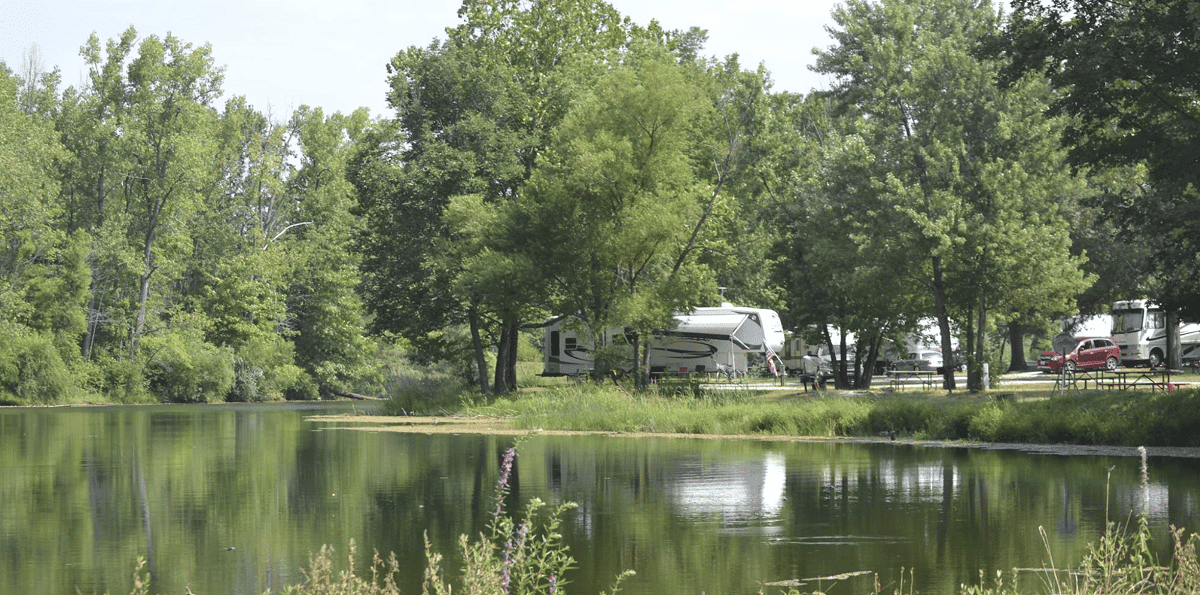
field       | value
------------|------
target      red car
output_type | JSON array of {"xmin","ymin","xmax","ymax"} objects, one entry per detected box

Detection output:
[{"xmin": 1037, "ymin": 337, "xmax": 1122, "ymax": 373}]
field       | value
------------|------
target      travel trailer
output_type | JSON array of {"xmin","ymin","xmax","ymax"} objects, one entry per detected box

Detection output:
[{"xmin": 542, "ymin": 305, "xmax": 784, "ymax": 378}]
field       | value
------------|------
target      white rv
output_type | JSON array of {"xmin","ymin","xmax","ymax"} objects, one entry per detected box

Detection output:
[
  {"xmin": 542, "ymin": 305, "xmax": 784, "ymax": 378},
  {"xmin": 1110, "ymin": 299, "xmax": 1200, "ymax": 367}
]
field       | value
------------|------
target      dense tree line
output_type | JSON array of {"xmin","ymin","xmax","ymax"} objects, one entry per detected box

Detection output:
[
  {"xmin": 2, "ymin": 0, "xmax": 1193, "ymax": 402},
  {"xmin": 1, "ymin": 27, "xmax": 374, "ymax": 403}
]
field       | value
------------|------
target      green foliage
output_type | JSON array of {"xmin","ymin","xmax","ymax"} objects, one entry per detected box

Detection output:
[
  {"xmin": 0, "ymin": 324, "xmax": 80, "ymax": 403},
  {"xmin": 381, "ymin": 365, "xmax": 469, "ymax": 415},
  {"xmin": 1003, "ymin": 0, "xmax": 1200, "ymax": 319},
  {"xmin": 141, "ymin": 330, "xmax": 235, "ymax": 403},
  {"xmin": 280, "ymin": 541, "xmax": 401, "ymax": 595},
  {"xmin": 866, "ymin": 397, "xmax": 974, "ymax": 439},
  {"xmin": 229, "ymin": 336, "xmax": 306, "ymax": 402},
  {"xmin": 466, "ymin": 384, "xmax": 1200, "ymax": 447},
  {"xmin": 809, "ymin": 0, "xmax": 1092, "ymax": 391}
]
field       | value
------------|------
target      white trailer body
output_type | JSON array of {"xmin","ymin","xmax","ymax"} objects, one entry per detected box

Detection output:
[
  {"xmin": 1110, "ymin": 299, "xmax": 1200, "ymax": 366},
  {"xmin": 542, "ymin": 306, "xmax": 780, "ymax": 377},
  {"xmin": 686, "ymin": 304, "xmax": 785, "ymax": 354},
  {"xmin": 651, "ymin": 313, "xmax": 764, "ymax": 375}
]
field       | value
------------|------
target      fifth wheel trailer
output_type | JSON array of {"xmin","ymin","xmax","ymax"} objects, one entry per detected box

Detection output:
[{"xmin": 542, "ymin": 305, "xmax": 784, "ymax": 378}]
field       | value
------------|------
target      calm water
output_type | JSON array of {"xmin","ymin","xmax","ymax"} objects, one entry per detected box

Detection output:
[{"xmin": 2, "ymin": 403, "xmax": 1199, "ymax": 595}]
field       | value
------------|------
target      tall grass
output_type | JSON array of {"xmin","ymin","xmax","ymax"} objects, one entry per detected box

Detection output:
[
  {"xmin": 471, "ymin": 382, "xmax": 877, "ymax": 437},
  {"xmin": 463, "ymin": 384, "xmax": 1200, "ymax": 447}
]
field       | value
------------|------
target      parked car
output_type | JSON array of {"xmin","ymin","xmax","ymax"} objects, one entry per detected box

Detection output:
[
  {"xmin": 891, "ymin": 350, "xmax": 943, "ymax": 372},
  {"xmin": 1037, "ymin": 337, "xmax": 1122, "ymax": 373}
]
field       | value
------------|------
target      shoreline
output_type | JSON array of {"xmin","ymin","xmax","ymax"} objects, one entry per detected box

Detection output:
[{"xmin": 305, "ymin": 413, "xmax": 1200, "ymax": 458}]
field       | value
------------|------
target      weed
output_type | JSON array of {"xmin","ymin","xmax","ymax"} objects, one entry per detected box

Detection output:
[
  {"xmin": 279, "ymin": 540, "xmax": 401, "ymax": 595},
  {"xmin": 959, "ymin": 451, "xmax": 1200, "ymax": 595}
]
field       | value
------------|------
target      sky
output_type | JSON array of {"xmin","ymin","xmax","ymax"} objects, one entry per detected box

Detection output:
[{"xmin": 1, "ymin": 0, "xmax": 842, "ymax": 119}]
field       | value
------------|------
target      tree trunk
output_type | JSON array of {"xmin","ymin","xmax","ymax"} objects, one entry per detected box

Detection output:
[
  {"xmin": 969, "ymin": 298, "xmax": 987, "ymax": 392},
  {"xmin": 1167, "ymin": 310, "xmax": 1182, "ymax": 370},
  {"xmin": 493, "ymin": 324, "xmax": 510, "ymax": 395},
  {"xmin": 505, "ymin": 319, "xmax": 518, "ymax": 392},
  {"xmin": 931, "ymin": 255, "xmax": 957, "ymax": 392},
  {"xmin": 629, "ymin": 331, "xmax": 641, "ymax": 389},
  {"xmin": 964, "ymin": 306, "xmax": 977, "ymax": 389},
  {"xmin": 131, "ymin": 234, "xmax": 156, "ymax": 358},
  {"xmin": 468, "ymin": 306, "xmax": 490, "ymax": 395},
  {"xmin": 1007, "ymin": 320, "xmax": 1028, "ymax": 372}
]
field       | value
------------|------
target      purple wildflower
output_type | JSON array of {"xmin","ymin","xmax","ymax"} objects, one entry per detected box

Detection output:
[
  {"xmin": 501, "ymin": 542, "xmax": 513, "ymax": 593},
  {"xmin": 500, "ymin": 522, "xmax": 530, "ymax": 594},
  {"xmin": 548, "ymin": 574, "xmax": 558, "ymax": 595},
  {"xmin": 494, "ymin": 446, "xmax": 518, "ymax": 519}
]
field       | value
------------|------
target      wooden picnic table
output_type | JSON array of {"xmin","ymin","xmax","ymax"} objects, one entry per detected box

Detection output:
[
  {"xmin": 887, "ymin": 369, "xmax": 940, "ymax": 391},
  {"xmin": 1097, "ymin": 368, "xmax": 1186, "ymax": 392}
]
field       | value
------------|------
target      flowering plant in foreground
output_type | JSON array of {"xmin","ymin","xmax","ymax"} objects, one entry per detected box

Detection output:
[{"xmin": 424, "ymin": 436, "xmax": 635, "ymax": 595}]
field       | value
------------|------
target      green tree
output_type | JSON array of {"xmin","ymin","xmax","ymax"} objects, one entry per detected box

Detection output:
[
  {"xmin": 353, "ymin": 0, "xmax": 635, "ymax": 394},
  {"xmin": 768, "ymin": 94, "xmax": 928, "ymax": 388},
  {"xmin": 53, "ymin": 27, "xmax": 225, "ymax": 397},
  {"xmin": 814, "ymin": 0, "xmax": 1090, "ymax": 390},
  {"xmin": 0, "ymin": 66, "xmax": 88, "ymax": 402},
  {"xmin": 121, "ymin": 31, "xmax": 223, "ymax": 356},
  {"xmin": 1003, "ymin": 0, "xmax": 1200, "ymax": 368},
  {"xmin": 512, "ymin": 48, "xmax": 718, "ymax": 386},
  {"xmin": 187, "ymin": 96, "xmax": 302, "ymax": 400},
  {"xmin": 284, "ymin": 106, "xmax": 377, "ymax": 398}
]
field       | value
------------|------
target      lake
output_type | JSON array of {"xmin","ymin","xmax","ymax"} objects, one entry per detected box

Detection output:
[{"xmin": 2, "ymin": 403, "xmax": 1198, "ymax": 595}]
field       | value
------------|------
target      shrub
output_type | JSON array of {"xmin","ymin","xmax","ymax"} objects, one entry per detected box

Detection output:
[
  {"xmin": 0, "ymin": 326, "xmax": 80, "ymax": 403},
  {"xmin": 141, "ymin": 332, "xmax": 235, "ymax": 403},
  {"xmin": 382, "ymin": 371, "xmax": 467, "ymax": 415},
  {"xmin": 967, "ymin": 403, "xmax": 1007, "ymax": 441},
  {"xmin": 229, "ymin": 337, "xmax": 306, "ymax": 402}
]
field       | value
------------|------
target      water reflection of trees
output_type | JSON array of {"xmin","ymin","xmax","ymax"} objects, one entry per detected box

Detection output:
[{"xmin": 3, "ymin": 409, "xmax": 1199, "ymax": 595}]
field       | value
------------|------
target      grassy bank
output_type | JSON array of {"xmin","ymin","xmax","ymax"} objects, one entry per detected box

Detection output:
[{"xmin": 429, "ymin": 382, "xmax": 1200, "ymax": 447}]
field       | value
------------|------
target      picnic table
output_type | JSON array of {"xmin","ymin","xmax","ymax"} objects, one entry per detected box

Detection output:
[
  {"xmin": 1053, "ymin": 369, "xmax": 1106, "ymax": 391},
  {"xmin": 1097, "ymin": 368, "xmax": 1187, "ymax": 392},
  {"xmin": 887, "ymin": 369, "xmax": 940, "ymax": 391}
]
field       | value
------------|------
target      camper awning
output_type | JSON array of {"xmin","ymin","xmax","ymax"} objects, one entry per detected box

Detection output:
[{"xmin": 660, "ymin": 314, "xmax": 766, "ymax": 351}]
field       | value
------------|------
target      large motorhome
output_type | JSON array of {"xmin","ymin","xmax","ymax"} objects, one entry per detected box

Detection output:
[
  {"xmin": 1110, "ymin": 299, "xmax": 1200, "ymax": 367},
  {"xmin": 542, "ymin": 305, "xmax": 785, "ymax": 378}
]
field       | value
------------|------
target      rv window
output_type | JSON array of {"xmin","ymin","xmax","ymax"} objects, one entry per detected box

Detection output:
[
  {"xmin": 551, "ymin": 331, "xmax": 560, "ymax": 356},
  {"xmin": 1150, "ymin": 312, "xmax": 1166, "ymax": 329},
  {"xmin": 565, "ymin": 337, "xmax": 577, "ymax": 351}
]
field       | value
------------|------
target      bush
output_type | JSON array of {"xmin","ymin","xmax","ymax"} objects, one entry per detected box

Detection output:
[
  {"xmin": 229, "ymin": 337, "xmax": 306, "ymax": 402},
  {"xmin": 382, "ymin": 370, "xmax": 468, "ymax": 414},
  {"xmin": 0, "ymin": 328, "xmax": 80, "ymax": 403},
  {"xmin": 142, "ymin": 332, "xmax": 235, "ymax": 403}
]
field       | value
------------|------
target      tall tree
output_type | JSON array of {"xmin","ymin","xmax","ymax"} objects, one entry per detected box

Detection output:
[
  {"xmin": 353, "ymin": 0, "xmax": 635, "ymax": 393},
  {"xmin": 769, "ymin": 94, "xmax": 929, "ymax": 388},
  {"xmin": 510, "ymin": 47, "xmax": 717, "ymax": 386},
  {"xmin": 1002, "ymin": 0, "xmax": 1200, "ymax": 367},
  {"xmin": 56, "ymin": 27, "xmax": 224, "ymax": 371},
  {"xmin": 283, "ymin": 106, "xmax": 376, "ymax": 398},
  {"xmin": 815, "ymin": 0, "xmax": 1090, "ymax": 390},
  {"xmin": 0, "ymin": 66, "xmax": 88, "ymax": 401}
]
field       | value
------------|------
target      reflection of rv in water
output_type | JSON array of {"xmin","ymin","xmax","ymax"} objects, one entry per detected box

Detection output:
[
  {"xmin": 542, "ymin": 304, "xmax": 785, "ymax": 377},
  {"xmin": 1110, "ymin": 299, "xmax": 1200, "ymax": 367}
]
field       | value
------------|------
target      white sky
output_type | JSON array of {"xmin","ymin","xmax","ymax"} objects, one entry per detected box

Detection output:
[{"xmin": 1, "ymin": 0, "xmax": 841, "ymax": 119}]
